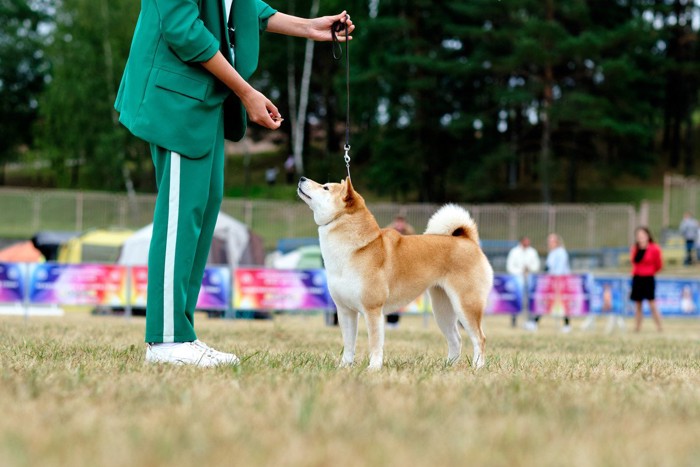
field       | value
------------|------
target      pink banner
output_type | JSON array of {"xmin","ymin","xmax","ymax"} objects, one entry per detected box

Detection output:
[
  {"xmin": 29, "ymin": 263, "xmax": 127, "ymax": 306},
  {"xmin": 234, "ymin": 268, "xmax": 332, "ymax": 310}
]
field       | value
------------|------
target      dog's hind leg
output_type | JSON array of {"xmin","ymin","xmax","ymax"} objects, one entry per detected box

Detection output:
[
  {"xmin": 444, "ymin": 287, "xmax": 487, "ymax": 370},
  {"xmin": 363, "ymin": 307, "xmax": 385, "ymax": 371},
  {"xmin": 337, "ymin": 306, "xmax": 359, "ymax": 367},
  {"xmin": 428, "ymin": 286, "xmax": 461, "ymax": 364}
]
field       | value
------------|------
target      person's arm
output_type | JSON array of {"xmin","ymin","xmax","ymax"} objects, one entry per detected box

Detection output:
[
  {"xmin": 506, "ymin": 249, "xmax": 519, "ymax": 275},
  {"xmin": 201, "ymin": 52, "xmax": 281, "ymax": 130},
  {"xmin": 155, "ymin": 0, "xmax": 220, "ymax": 62},
  {"xmin": 529, "ymin": 249, "xmax": 541, "ymax": 273},
  {"xmin": 266, "ymin": 10, "xmax": 355, "ymax": 41},
  {"xmin": 654, "ymin": 245, "xmax": 663, "ymax": 273}
]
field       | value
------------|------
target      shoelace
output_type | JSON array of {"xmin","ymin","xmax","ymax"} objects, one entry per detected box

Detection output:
[{"xmin": 189, "ymin": 341, "xmax": 218, "ymax": 363}]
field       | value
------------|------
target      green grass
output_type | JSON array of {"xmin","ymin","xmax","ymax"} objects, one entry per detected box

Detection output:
[{"xmin": 1, "ymin": 313, "xmax": 699, "ymax": 467}]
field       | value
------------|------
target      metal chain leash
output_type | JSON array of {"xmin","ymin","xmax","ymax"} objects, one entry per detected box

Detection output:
[{"xmin": 332, "ymin": 15, "xmax": 351, "ymax": 179}]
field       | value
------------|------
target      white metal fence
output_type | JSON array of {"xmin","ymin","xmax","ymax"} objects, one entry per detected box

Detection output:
[{"xmin": 0, "ymin": 188, "xmax": 658, "ymax": 253}]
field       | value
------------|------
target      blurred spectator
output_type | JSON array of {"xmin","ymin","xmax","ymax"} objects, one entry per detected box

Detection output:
[
  {"xmin": 679, "ymin": 212, "xmax": 699, "ymax": 265},
  {"xmin": 265, "ymin": 167, "xmax": 279, "ymax": 186},
  {"xmin": 386, "ymin": 215, "xmax": 415, "ymax": 235},
  {"xmin": 630, "ymin": 227, "xmax": 663, "ymax": 332},
  {"xmin": 525, "ymin": 233, "xmax": 572, "ymax": 333},
  {"xmin": 506, "ymin": 236, "xmax": 540, "ymax": 327},
  {"xmin": 284, "ymin": 155, "xmax": 296, "ymax": 184}
]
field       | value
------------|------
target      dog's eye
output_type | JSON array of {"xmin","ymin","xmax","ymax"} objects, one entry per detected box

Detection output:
[{"xmin": 323, "ymin": 186, "xmax": 329, "ymax": 191}]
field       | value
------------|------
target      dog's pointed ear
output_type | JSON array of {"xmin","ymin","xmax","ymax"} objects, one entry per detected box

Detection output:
[{"xmin": 342, "ymin": 176, "xmax": 355, "ymax": 205}]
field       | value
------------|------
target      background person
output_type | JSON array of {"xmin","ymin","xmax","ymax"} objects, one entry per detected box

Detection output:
[
  {"xmin": 679, "ymin": 212, "xmax": 699, "ymax": 265},
  {"xmin": 630, "ymin": 227, "xmax": 663, "ymax": 332},
  {"xmin": 386, "ymin": 214, "xmax": 415, "ymax": 235},
  {"xmin": 525, "ymin": 233, "xmax": 572, "ymax": 333},
  {"xmin": 115, "ymin": 0, "xmax": 354, "ymax": 366},
  {"xmin": 506, "ymin": 236, "xmax": 541, "ymax": 327}
]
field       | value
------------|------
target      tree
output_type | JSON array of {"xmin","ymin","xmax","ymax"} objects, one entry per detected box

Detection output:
[
  {"xmin": 0, "ymin": 0, "xmax": 51, "ymax": 183},
  {"xmin": 36, "ymin": 0, "xmax": 146, "ymax": 190}
]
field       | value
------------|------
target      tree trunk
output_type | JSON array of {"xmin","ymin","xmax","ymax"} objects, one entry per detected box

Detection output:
[
  {"xmin": 101, "ymin": 0, "xmax": 136, "ymax": 202},
  {"xmin": 290, "ymin": 0, "xmax": 320, "ymax": 175},
  {"xmin": 540, "ymin": 0, "xmax": 554, "ymax": 204}
]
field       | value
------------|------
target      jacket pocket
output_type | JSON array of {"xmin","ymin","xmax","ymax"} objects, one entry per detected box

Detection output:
[{"xmin": 155, "ymin": 68, "xmax": 209, "ymax": 101}]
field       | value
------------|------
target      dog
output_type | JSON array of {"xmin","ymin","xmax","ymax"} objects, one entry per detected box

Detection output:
[{"xmin": 298, "ymin": 176, "xmax": 493, "ymax": 370}]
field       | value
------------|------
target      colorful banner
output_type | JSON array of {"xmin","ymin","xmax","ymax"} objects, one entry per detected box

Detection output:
[
  {"xmin": 398, "ymin": 293, "xmax": 432, "ymax": 314},
  {"xmin": 197, "ymin": 266, "xmax": 231, "ymax": 311},
  {"xmin": 632, "ymin": 278, "xmax": 700, "ymax": 317},
  {"xmin": 528, "ymin": 274, "xmax": 592, "ymax": 316},
  {"xmin": 28, "ymin": 263, "xmax": 128, "ymax": 306},
  {"xmin": 129, "ymin": 265, "xmax": 230, "ymax": 311},
  {"xmin": 486, "ymin": 274, "xmax": 524, "ymax": 314},
  {"xmin": 0, "ymin": 262, "xmax": 26, "ymax": 303},
  {"xmin": 234, "ymin": 268, "xmax": 332, "ymax": 310},
  {"xmin": 591, "ymin": 276, "xmax": 627, "ymax": 315},
  {"xmin": 129, "ymin": 265, "xmax": 148, "ymax": 307}
]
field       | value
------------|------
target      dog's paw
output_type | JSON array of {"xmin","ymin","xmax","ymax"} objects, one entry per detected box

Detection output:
[{"xmin": 338, "ymin": 360, "xmax": 354, "ymax": 369}]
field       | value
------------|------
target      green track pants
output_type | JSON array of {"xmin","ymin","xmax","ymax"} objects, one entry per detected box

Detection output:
[{"xmin": 145, "ymin": 114, "xmax": 224, "ymax": 343}]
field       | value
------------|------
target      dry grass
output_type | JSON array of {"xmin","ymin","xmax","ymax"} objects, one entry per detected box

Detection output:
[{"xmin": 1, "ymin": 312, "xmax": 699, "ymax": 467}]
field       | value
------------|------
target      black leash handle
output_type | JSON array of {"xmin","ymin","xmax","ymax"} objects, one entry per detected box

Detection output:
[{"xmin": 332, "ymin": 15, "xmax": 351, "ymax": 179}]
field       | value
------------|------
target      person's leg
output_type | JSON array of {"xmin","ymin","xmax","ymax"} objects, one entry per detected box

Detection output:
[
  {"xmin": 182, "ymin": 116, "xmax": 225, "ymax": 320},
  {"xmin": 145, "ymin": 142, "xmax": 216, "ymax": 344},
  {"xmin": 634, "ymin": 301, "xmax": 643, "ymax": 332},
  {"xmin": 649, "ymin": 300, "xmax": 663, "ymax": 332},
  {"xmin": 685, "ymin": 240, "xmax": 693, "ymax": 265}
]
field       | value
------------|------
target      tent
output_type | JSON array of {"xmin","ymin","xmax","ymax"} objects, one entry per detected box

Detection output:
[
  {"xmin": 58, "ymin": 230, "xmax": 134, "ymax": 264},
  {"xmin": 118, "ymin": 212, "xmax": 265, "ymax": 268},
  {"xmin": 0, "ymin": 241, "xmax": 44, "ymax": 263},
  {"xmin": 32, "ymin": 231, "xmax": 80, "ymax": 261},
  {"xmin": 268, "ymin": 245, "xmax": 323, "ymax": 269}
]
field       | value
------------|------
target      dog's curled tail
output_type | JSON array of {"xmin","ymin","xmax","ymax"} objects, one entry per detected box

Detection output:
[{"xmin": 424, "ymin": 204, "xmax": 479, "ymax": 242}]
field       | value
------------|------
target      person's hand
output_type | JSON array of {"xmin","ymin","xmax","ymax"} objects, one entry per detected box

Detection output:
[
  {"xmin": 307, "ymin": 10, "xmax": 355, "ymax": 42},
  {"xmin": 239, "ymin": 87, "xmax": 282, "ymax": 130}
]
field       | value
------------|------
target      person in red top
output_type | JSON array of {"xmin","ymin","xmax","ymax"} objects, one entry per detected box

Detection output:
[{"xmin": 630, "ymin": 226, "xmax": 663, "ymax": 332}]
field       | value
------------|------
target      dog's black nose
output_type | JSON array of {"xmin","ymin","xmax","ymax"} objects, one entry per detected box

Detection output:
[{"xmin": 299, "ymin": 177, "xmax": 307, "ymax": 182}]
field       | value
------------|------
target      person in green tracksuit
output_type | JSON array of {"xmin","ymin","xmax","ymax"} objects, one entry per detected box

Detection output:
[{"xmin": 115, "ymin": 0, "xmax": 354, "ymax": 366}]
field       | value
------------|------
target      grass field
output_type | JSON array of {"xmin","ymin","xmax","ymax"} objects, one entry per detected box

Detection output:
[{"xmin": 1, "ymin": 312, "xmax": 699, "ymax": 467}]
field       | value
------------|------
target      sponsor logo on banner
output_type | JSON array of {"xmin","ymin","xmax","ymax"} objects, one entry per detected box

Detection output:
[
  {"xmin": 29, "ymin": 263, "xmax": 127, "ymax": 306},
  {"xmin": 487, "ymin": 274, "xmax": 523, "ymax": 314},
  {"xmin": 632, "ymin": 278, "xmax": 700, "ymax": 317},
  {"xmin": 529, "ymin": 274, "xmax": 592, "ymax": 316},
  {"xmin": 0, "ymin": 262, "xmax": 25, "ymax": 303},
  {"xmin": 591, "ymin": 276, "xmax": 627, "ymax": 314},
  {"xmin": 234, "ymin": 268, "xmax": 332, "ymax": 310}
]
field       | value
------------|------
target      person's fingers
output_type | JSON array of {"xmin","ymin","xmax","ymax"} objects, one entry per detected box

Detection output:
[{"xmin": 266, "ymin": 100, "xmax": 281, "ymax": 119}]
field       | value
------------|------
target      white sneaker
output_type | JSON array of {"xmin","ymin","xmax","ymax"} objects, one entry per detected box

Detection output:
[
  {"xmin": 523, "ymin": 321, "xmax": 538, "ymax": 332},
  {"xmin": 561, "ymin": 325, "xmax": 572, "ymax": 334},
  {"xmin": 193, "ymin": 340, "xmax": 240, "ymax": 365},
  {"xmin": 145, "ymin": 341, "xmax": 240, "ymax": 367}
]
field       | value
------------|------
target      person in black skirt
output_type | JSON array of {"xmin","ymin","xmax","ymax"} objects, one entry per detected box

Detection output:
[{"xmin": 630, "ymin": 227, "xmax": 663, "ymax": 332}]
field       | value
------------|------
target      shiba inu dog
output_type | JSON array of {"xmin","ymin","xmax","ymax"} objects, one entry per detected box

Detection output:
[{"xmin": 298, "ymin": 176, "xmax": 493, "ymax": 370}]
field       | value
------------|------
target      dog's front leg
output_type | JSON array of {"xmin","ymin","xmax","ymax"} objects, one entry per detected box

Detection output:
[
  {"xmin": 337, "ymin": 306, "xmax": 359, "ymax": 367},
  {"xmin": 364, "ymin": 307, "xmax": 385, "ymax": 371}
]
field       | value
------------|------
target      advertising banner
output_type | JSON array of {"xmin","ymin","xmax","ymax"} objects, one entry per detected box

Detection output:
[
  {"xmin": 591, "ymin": 276, "xmax": 627, "ymax": 315},
  {"xmin": 486, "ymin": 274, "xmax": 524, "ymax": 314},
  {"xmin": 129, "ymin": 265, "xmax": 149, "ymax": 308},
  {"xmin": 528, "ymin": 274, "xmax": 592, "ymax": 316},
  {"xmin": 128, "ymin": 265, "xmax": 230, "ymax": 311},
  {"xmin": 234, "ymin": 268, "xmax": 332, "ymax": 310},
  {"xmin": 28, "ymin": 263, "xmax": 127, "ymax": 306},
  {"xmin": 197, "ymin": 266, "xmax": 231, "ymax": 311},
  {"xmin": 633, "ymin": 278, "xmax": 700, "ymax": 317},
  {"xmin": 0, "ymin": 262, "xmax": 26, "ymax": 303},
  {"xmin": 398, "ymin": 293, "xmax": 432, "ymax": 314}
]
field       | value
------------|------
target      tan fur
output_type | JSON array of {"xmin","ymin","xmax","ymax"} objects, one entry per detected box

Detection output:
[{"xmin": 298, "ymin": 176, "xmax": 493, "ymax": 370}]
